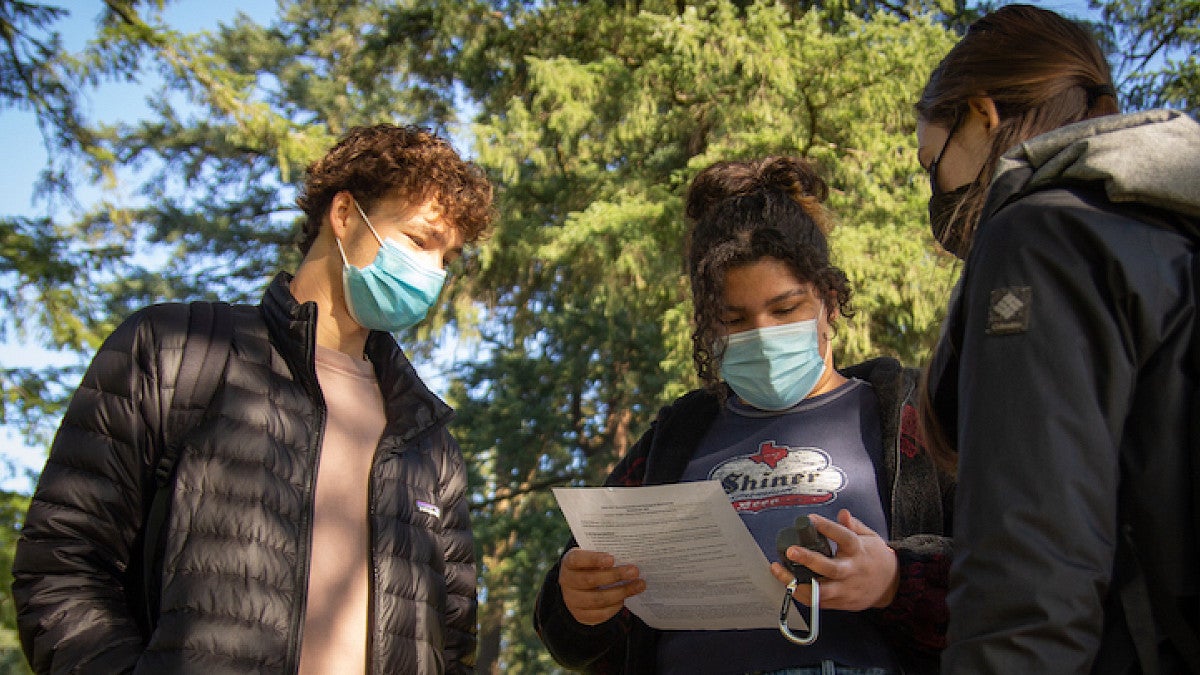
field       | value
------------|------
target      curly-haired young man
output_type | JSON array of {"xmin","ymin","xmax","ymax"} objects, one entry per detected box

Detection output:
[{"xmin": 13, "ymin": 124, "xmax": 494, "ymax": 675}]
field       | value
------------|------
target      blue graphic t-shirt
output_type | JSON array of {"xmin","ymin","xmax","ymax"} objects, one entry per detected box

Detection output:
[{"xmin": 656, "ymin": 378, "xmax": 897, "ymax": 675}]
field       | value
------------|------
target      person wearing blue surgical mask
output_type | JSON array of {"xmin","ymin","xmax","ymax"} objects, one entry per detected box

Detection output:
[
  {"xmin": 13, "ymin": 124, "xmax": 493, "ymax": 675},
  {"xmin": 335, "ymin": 197, "xmax": 449, "ymax": 333},
  {"xmin": 534, "ymin": 156, "xmax": 954, "ymax": 675}
]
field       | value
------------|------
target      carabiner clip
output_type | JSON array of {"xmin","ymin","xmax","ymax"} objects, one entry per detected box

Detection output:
[{"xmin": 779, "ymin": 577, "xmax": 820, "ymax": 645}]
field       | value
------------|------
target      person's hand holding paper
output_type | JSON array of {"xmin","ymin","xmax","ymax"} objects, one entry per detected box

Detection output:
[
  {"xmin": 552, "ymin": 481, "xmax": 795, "ymax": 631},
  {"xmin": 559, "ymin": 548, "xmax": 646, "ymax": 626}
]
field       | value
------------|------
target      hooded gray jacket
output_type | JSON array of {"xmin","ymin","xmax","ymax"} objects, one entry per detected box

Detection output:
[
  {"xmin": 930, "ymin": 110, "xmax": 1200, "ymax": 674},
  {"xmin": 12, "ymin": 273, "xmax": 477, "ymax": 675}
]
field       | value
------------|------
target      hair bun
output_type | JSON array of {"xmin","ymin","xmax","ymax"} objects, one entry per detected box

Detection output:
[
  {"xmin": 685, "ymin": 156, "xmax": 829, "ymax": 223},
  {"xmin": 757, "ymin": 156, "xmax": 829, "ymax": 205}
]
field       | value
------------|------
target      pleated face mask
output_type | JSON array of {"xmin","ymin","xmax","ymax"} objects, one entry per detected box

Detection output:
[
  {"xmin": 719, "ymin": 311, "xmax": 827, "ymax": 411},
  {"xmin": 337, "ymin": 199, "xmax": 447, "ymax": 332}
]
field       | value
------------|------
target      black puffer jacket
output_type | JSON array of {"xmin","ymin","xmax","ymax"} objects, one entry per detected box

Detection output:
[{"xmin": 12, "ymin": 273, "xmax": 477, "ymax": 675}]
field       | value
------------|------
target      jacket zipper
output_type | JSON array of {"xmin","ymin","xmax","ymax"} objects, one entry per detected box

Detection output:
[
  {"xmin": 889, "ymin": 379, "xmax": 912, "ymax": 531},
  {"xmin": 287, "ymin": 317, "xmax": 327, "ymax": 674},
  {"xmin": 366, "ymin": 444, "xmax": 380, "ymax": 675}
]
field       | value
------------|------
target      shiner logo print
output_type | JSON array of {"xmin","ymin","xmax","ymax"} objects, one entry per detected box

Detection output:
[{"xmin": 711, "ymin": 441, "xmax": 846, "ymax": 513}]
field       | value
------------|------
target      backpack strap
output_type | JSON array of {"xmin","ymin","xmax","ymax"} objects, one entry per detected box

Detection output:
[
  {"xmin": 1189, "ymin": 246, "xmax": 1200, "ymax": 671},
  {"xmin": 139, "ymin": 300, "xmax": 233, "ymax": 633},
  {"xmin": 1121, "ymin": 461, "xmax": 1200, "ymax": 674},
  {"xmin": 1116, "ymin": 525, "xmax": 1163, "ymax": 673},
  {"xmin": 1118, "ymin": 249, "xmax": 1200, "ymax": 674}
]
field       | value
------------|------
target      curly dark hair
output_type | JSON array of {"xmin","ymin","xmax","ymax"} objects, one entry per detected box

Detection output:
[
  {"xmin": 295, "ymin": 124, "xmax": 494, "ymax": 255},
  {"xmin": 686, "ymin": 156, "xmax": 852, "ymax": 393}
]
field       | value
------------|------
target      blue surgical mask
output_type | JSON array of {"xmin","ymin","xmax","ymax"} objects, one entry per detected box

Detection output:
[
  {"xmin": 719, "ymin": 315, "xmax": 827, "ymax": 411},
  {"xmin": 336, "ymin": 200, "xmax": 447, "ymax": 332}
]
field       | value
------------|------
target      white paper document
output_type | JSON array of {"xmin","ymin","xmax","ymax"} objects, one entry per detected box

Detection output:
[{"xmin": 552, "ymin": 481, "xmax": 795, "ymax": 631}]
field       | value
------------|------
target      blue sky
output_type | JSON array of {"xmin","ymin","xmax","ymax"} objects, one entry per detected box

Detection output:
[
  {"xmin": 0, "ymin": 0, "xmax": 278, "ymax": 491},
  {"xmin": 1, "ymin": 0, "xmax": 1104, "ymax": 218},
  {"xmin": 0, "ymin": 0, "xmax": 1102, "ymax": 491},
  {"xmin": 2, "ymin": 1, "xmax": 278, "ymax": 212}
]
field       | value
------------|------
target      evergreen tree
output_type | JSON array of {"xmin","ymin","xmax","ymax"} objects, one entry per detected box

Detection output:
[
  {"xmin": 38, "ymin": 0, "xmax": 1200, "ymax": 671},
  {"xmin": 0, "ymin": 490, "xmax": 32, "ymax": 674},
  {"xmin": 455, "ymin": 3, "xmax": 958, "ymax": 669},
  {"xmin": 1094, "ymin": 0, "xmax": 1199, "ymax": 116}
]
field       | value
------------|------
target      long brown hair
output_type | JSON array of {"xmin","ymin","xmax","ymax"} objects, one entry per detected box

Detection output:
[
  {"xmin": 685, "ymin": 156, "xmax": 852, "ymax": 396},
  {"xmin": 916, "ymin": 4, "xmax": 1119, "ymax": 258},
  {"xmin": 917, "ymin": 4, "xmax": 1120, "ymax": 472}
]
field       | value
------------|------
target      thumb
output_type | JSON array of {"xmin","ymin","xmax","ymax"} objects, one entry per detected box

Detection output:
[{"xmin": 839, "ymin": 509, "xmax": 878, "ymax": 537}]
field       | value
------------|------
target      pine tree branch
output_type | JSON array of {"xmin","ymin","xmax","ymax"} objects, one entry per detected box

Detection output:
[{"xmin": 470, "ymin": 473, "xmax": 586, "ymax": 511}]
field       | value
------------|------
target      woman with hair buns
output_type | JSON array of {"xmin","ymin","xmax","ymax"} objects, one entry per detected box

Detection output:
[
  {"xmin": 916, "ymin": 4, "xmax": 1200, "ymax": 673},
  {"xmin": 534, "ymin": 156, "xmax": 954, "ymax": 675}
]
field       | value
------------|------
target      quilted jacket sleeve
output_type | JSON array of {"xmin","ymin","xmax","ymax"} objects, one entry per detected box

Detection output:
[
  {"xmin": 12, "ymin": 305, "xmax": 186, "ymax": 674},
  {"xmin": 437, "ymin": 430, "xmax": 478, "ymax": 675}
]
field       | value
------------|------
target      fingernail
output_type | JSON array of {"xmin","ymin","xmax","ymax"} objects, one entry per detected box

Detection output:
[{"xmin": 622, "ymin": 566, "xmax": 638, "ymax": 579}]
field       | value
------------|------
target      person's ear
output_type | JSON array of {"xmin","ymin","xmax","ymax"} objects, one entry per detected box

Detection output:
[
  {"xmin": 967, "ymin": 96, "xmax": 1001, "ymax": 132},
  {"xmin": 328, "ymin": 191, "xmax": 356, "ymax": 241}
]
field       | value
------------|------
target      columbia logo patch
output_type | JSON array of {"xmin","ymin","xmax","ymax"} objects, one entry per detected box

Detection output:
[
  {"xmin": 416, "ymin": 500, "xmax": 441, "ymax": 519},
  {"xmin": 987, "ymin": 286, "xmax": 1031, "ymax": 335}
]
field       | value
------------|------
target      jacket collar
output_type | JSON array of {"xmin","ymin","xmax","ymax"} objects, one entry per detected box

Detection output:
[
  {"xmin": 262, "ymin": 271, "xmax": 319, "ymax": 386},
  {"xmin": 260, "ymin": 271, "xmax": 454, "ymax": 443},
  {"xmin": 365, "ymin": 330, "xmax": 455, "ymax": 445},
  {"xmin": 840, "ymin": 356, "xmax": 911, "ymax": 447},
  {"xmin": 984, "ymin": 110, "xmax": 1200, "ymax": 228}
]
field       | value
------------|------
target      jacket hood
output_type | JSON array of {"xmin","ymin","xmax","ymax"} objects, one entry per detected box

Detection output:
[{"xmin": 991, "ymin": 109, "xmax": 1200, "ymax": 221}]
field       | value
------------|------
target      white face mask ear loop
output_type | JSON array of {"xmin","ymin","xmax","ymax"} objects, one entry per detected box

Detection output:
[
  {"xmin": 352, "ymin": 198, "xmax": 385, "ymax": 246},
  {"xmin": 817, "ymin": 300, "xmax": 831, "ymax": 360},
  {"xmin": 334, "ymin": 237, "xmax": 350, "ymax": 266}
]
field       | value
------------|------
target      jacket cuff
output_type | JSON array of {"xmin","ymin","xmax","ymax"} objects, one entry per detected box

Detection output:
[
  {"xmin": 534, "ymin": 564, "xmax": 623, "ymax": 668},
  {"xmin": 870, "ymin": 542, "xmax": 950, "ymax": 652}
]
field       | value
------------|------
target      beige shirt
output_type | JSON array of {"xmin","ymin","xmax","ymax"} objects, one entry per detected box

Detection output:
[{"xmin": 297, "ymin": 346, "xmax": 387, "ymax": 675}]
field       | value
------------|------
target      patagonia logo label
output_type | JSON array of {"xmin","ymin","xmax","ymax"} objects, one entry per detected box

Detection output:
[
  {"xmin": 986, "ymin": 286, "xmax": 1032, "ymax": 335},
  {"xmin": 416, "ymin": 500, "xmax": 441, "ymax": 519}
]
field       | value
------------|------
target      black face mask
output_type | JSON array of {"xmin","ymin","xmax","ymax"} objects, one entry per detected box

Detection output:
[
  {"xmin": 925, "ymin": 116, "xmax": 975, "ymax": 259},
  {"xmin": 928, "ymin": 182, "xmax": 973, "ymax": 259}
]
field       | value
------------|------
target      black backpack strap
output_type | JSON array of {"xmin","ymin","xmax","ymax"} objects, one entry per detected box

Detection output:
[
  {"xmin": 1116, "ymin": 525, "xmax": 1163, "ymax": 673},
  {"xmin": 1111, "ymin": 233, "xmax": 1200, "ymax": 674},
  {"xmin": 1123, "ymin": 473, "xmax": 1200, "ymax": 673},
  {"xmin": 1175, "ymin": 250, "xmax": 1200, "ymax": 672},
  {"xmin": 1118, "ymin": 247, "xmax": 1200, "ymax": 674},
  {"xmin": 139, "ymin": 300, "xmax": 233, "ymax": 633}
]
